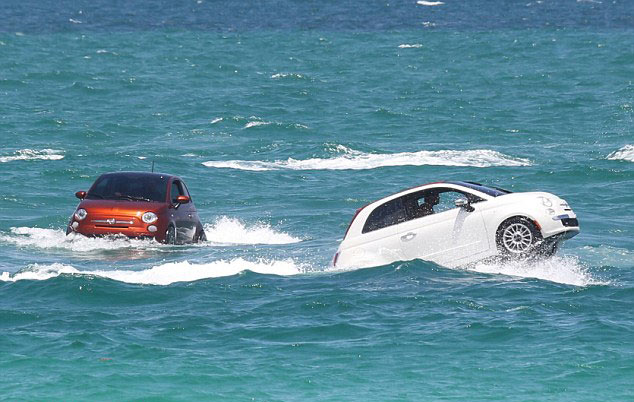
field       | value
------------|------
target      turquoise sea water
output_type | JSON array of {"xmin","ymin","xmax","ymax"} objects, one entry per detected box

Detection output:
[{"xmin": 1, "ymin": 1, "xmax": 633, "ymax": 400}]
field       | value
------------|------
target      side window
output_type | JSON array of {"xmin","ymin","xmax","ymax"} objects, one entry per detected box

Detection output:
[
  {"xmin": 411, "ymin": 188, "xmax": 484, "ymax": 216},
  {"xmin": 436, "ymin": 190, "xmax": 484, "ymax": 213},
  {"xmin": 180, "ymin": 181, "xmax": 191, "ymax": 199},
  {"xmin": 362, "ymin": 197, "xmax": 407, "ymax": 233},
  {"xmin": 404, "ymin": 189, "xmax": 438, "ymax": 219},
  {"xmin": 435, "ymin": 191, "xmax": 464, "ymax": 213},
  {"xmin": 170, "ymin": 180, "xmax": 184, "ymax": 203}
]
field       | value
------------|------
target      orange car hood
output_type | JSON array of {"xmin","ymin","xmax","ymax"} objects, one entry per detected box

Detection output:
[{"xmin": 78, "ymin": 199, "xmax": 167, "ymax": 215}]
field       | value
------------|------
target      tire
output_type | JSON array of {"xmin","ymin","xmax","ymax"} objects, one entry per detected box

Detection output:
[
  {"xmin": 194, "ymin": 229, "xmax": 206, "ymax": 243},
  {"xmin": 165, "ymin": 225, "xmax": 177, "ymax": 245},
  {"xmin": 496, "ymin": 217, "xmax": 541, "ymax": 258}
]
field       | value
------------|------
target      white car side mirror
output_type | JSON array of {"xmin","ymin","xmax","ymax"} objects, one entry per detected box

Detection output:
[{"xmin": 455, "ymin": 198, "xmax": 474, "ymax": 212}]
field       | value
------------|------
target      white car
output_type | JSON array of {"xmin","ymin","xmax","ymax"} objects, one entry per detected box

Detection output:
[{"xmin": 333, "ymin": 181, "xmax": 579, "ymax": 269}]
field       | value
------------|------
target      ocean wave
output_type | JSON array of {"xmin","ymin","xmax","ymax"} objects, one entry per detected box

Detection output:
[
  {"xmin": 416, "ymin": 1, "xmax": 444, "ymax": 6},
  {"xmin": 243, "ymin": 119, "xmax": 308, "ymax": 130},
  {"xmin": 0, "ymin": 149, "xmax": 64, "ymax": 163},
  {"xmin": 0, "ymin": 258, "xmax": 305, "ymax": 285},
  {"xmin": 0, "ymin": 227, "xmax": 163, "ymax": 252},
  {"xmin": 244, "ymin": 121, "xmax": 271, "ymax": 129},
  {"xmin": 465, "ymin": 255, "xmax": 608, "ymax": 286},
  {"xmin": 202, "ymin": 147, "xmax": 531, "ymax": 171},
  {"xmin": 573, "ymin": 245, "xmax": 634, "ymax": 268},
  {"xmin": 203, "ymin": 216, "xmax": 302, "ymax": 245},
  {"xmin": 271, "ymin": 73, "xmax": 305, "ymax": 79},
  {"xmin": 1, "ymin": 219, "xmax": 301, "ymax": 252},
  {"xmin": 606, "ymin": 145, "xmax": 634, "ymax": 162},
  {"xmin": 398, "ymin": 44, "xmax": 423, "ymax": 48}
]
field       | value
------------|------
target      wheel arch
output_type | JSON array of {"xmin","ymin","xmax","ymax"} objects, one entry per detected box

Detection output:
[{"xmin": 496, "ymin": 214, "xmax": 543, "ymax": 236}]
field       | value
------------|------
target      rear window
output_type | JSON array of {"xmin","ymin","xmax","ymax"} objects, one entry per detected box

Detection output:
[{"xmin": 87, "ymin": 173, "xmax": 168, "ymax": 202}]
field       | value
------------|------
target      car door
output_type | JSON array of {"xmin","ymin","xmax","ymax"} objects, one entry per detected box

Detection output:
[
  {"xmin": 180, "ymin": 180, "xmax": 200, "ymax": 236},
  {"xmin": 169, "ymin": 179, "xmax": 194, "ymax": 242},
  {"xmin": 396, "ymin": 188, "xmax": 490, "ymax": 266}
]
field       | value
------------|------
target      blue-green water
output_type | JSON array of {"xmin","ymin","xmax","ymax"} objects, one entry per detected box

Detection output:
[{"xmin": 1, "ymin": 1, "xmax": 633, "ymax": 400}]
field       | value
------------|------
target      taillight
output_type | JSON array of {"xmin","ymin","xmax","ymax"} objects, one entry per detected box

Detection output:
[{"xmin": 343, "ymin": 204, "xmax": 367, "ymax": 239}]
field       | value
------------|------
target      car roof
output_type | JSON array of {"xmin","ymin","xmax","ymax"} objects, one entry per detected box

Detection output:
[
  {"xmin": 361, "ymin": 180, "xmax": 512, "ymax": 210},
  {"xmin": 393, "ymin": 180, "xmax": 511, "ymax": 199},
  {"xmin": 98, "ymin": 171, "xmax": 179, "ymax": 180}
]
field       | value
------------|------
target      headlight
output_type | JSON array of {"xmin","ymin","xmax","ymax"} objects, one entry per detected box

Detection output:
[
  {"xmin": 74, "ymin": 208, "xmax": 87, "ymax": 221},
  {"xmin": 142, "ymin": 212, "xmax": 158, "ymax": 224},
  {"xmin": 540, "ymin": 197, "xmax": 553, "ymax": 207}
]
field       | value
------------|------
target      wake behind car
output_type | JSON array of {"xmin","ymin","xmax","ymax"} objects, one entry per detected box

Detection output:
[
  {"xmin": 67, "ymin": 172, "xmax": 206, "ymax": 244},
  {"xmin": 334, "ymin": 181, "xmax": 579, "ymax": 269}
]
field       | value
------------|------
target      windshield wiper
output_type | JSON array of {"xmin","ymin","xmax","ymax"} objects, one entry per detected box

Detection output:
[{"xmin": 117, "ymin": 194, "xmax": 151, "ymax": 202}]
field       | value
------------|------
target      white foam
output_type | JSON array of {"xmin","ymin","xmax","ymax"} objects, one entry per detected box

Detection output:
[
  {"xmin": 398, "ymin": 44, "xmax": 423, "ymax": 48},
  {"xmin": 202, "ymin": 147, "xmax": 531, "ymax": 171},
  {"xmin": 210, "ymin": 117, "xmax": 223, "ymax": 124},
  {"xmin": 0, "ymin": 149, "xmax": 64, "ymax": 163},
  {"xmin": 203, "ymin": 216, "xmax": 302, "ymax": 245},
  {"xmin": 417, "ymin": 1, "xmax": 444, "ymax": 5},
  {"xmin": 0, "ymin": 227, "xmax": 161, "ymax": 252},
  {"xmin": 1, "ymin": 220, "xmax": 301, "ymax": 251},
  {"xmin": 244, "ymin": 121, "xmax": 271, "ymax": 129},
  {"xmin": 0, "ymin": 258, "xmax": 305, "ymax": 285},
  {"xmin": 607, "ymin": 145, "xmax": 634, "ymax": 162},
  {"xmin": 271, "ymin": 73, "xmax": 304, "ymax": 79},
  {"xmin": 465, "ymin": 256, "xmax": 607, "ymax": 286}
]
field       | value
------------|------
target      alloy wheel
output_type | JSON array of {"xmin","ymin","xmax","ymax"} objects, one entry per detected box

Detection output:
[{"xmin": 501, "ymin": 222, "xmax": 534, "ymax": 253}]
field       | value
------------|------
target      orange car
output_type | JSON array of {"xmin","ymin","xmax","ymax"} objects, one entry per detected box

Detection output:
[{"xmin": 67, "ymin": 172, "xmax": 206, "ymax": 244}]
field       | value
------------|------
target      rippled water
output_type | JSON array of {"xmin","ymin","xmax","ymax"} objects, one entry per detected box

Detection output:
[{"xmin": 1, "ymin": 0, "xmax": 633, "ymax": 399}]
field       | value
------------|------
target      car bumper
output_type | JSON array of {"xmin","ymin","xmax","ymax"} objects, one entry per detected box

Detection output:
[
  {"xmin": 67, "ymin": 219, "xmax": 165, "ymax": 241},
  {"xmin": 542, "ymin": 224, "xmax": 579, "ymax": 239}
]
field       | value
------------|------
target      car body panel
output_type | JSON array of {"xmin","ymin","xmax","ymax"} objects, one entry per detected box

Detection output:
[
  {"xmin": 335, "ymin": 181, "xmax": 579, "ymax": 268},
  {"xmin": 396, "ymin": 205, "xmax": 490, "ymax": 265}
]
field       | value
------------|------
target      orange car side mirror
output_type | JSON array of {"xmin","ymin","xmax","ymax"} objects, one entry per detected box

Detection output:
[
  {"xmin": 75, "ymin": 191, "xmax": 87, "ymax": 199},
  {"xmin": 176, "ymin": 195, "xmax": 190, "ymax": 204}
]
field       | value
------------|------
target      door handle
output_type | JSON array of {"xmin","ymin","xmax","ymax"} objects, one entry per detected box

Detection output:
[{"xmin": 401, "ymin": 232, "xmax": 416, "ymax": 242}]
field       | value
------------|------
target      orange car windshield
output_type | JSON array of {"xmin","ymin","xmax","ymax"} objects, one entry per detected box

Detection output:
[{"xmin": 86, "ymin": 173, "xmax": 168, "ymax": 203}]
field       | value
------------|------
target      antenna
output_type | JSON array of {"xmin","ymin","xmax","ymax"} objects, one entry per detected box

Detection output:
[{"xmin": 151, "ymin": 160, "xmax": 155, "ymax": 173}]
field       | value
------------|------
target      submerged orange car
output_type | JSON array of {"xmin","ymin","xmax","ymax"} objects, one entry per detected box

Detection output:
[{"xmin": 67, "ymin": 172, "xmax": 206, "ymax": 244}]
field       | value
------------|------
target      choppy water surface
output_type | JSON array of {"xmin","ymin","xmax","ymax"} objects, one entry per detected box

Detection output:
[{"xmin": 1, "ymin": 0, "xmax": 633, "ymax": 400}]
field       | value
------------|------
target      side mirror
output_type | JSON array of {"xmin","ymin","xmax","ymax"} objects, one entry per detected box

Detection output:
[
  {"xmin": 175, "ymin": 195, "xmax": 190, "ymax": 204},
  {"xmin": 455, "ymin": 198, "xmax": 474, "ymax": 212},
  {"xmin": 75, "ymin": 191, "xmax": 86, "ymax": 199}
]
